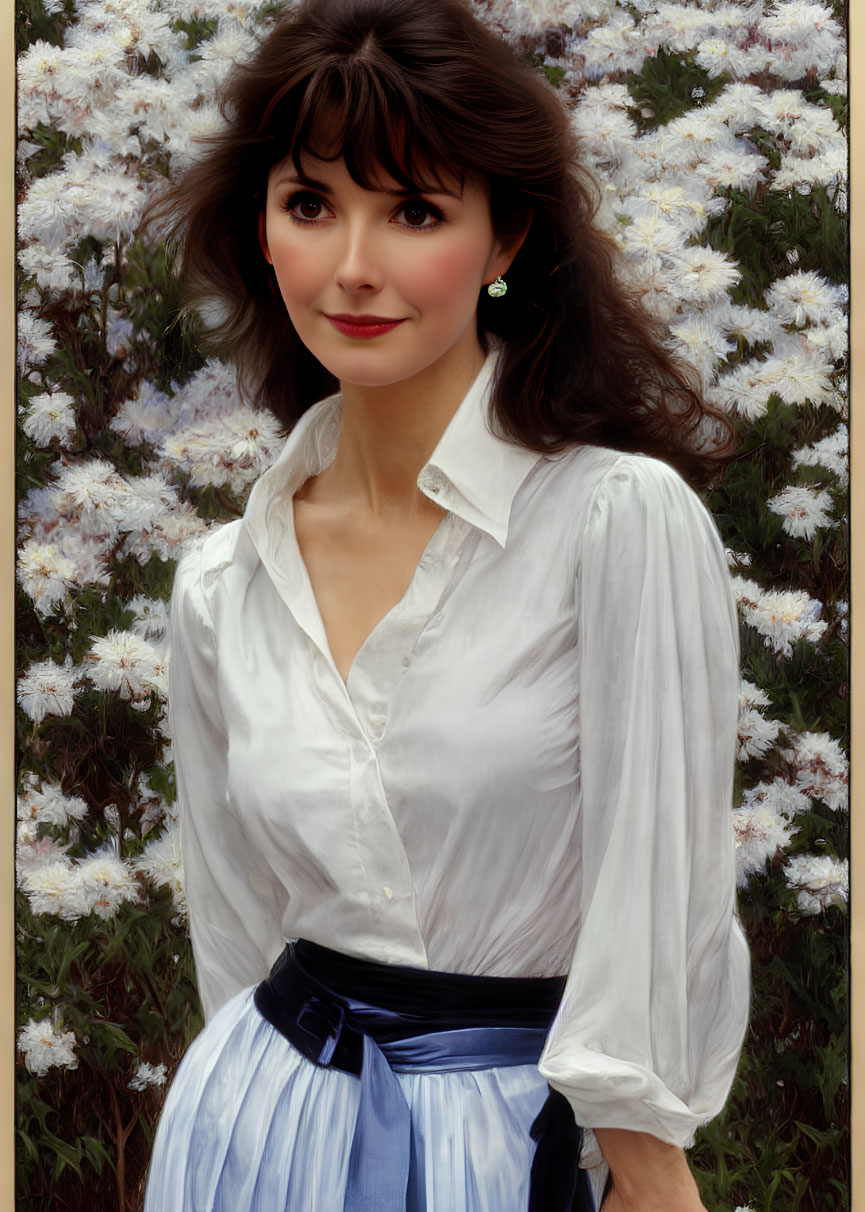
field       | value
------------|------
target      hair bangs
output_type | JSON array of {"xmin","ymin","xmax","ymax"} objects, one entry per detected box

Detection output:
[{"xmin": 286, "ymin": 62, "xmax": 466, "ymax": 197}]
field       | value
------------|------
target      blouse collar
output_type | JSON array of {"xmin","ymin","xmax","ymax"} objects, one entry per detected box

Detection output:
[{"xmin": 244, "ymin": 344, "xmax": 543, "ymax": 553}]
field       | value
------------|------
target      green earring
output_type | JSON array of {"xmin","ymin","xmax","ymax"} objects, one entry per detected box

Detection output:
[{"xmin": 487, "ymin": 276, "xmax": 507, "ymax": 298}]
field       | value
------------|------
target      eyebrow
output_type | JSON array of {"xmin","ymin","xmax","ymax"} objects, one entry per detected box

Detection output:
[{"xmin": 271, "ymin": 171, "xmax": 461, "ymax": 199}]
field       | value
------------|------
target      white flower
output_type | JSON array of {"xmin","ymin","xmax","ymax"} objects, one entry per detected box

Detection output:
[
  {"xmin": 642, "ymin": 4, "xmax": 711, "ymax": 55},
  {"xmin": 571, "ymin": 102, "xmax": 640, "ymax": 179},
  {"xmin": 111, "ymin": 471, "xmax": 182, "ymax": 535},
  {"xmin": 162, "ymin": 103, "xmax": 227, "ymax": 172},
  {"xmin": 668, "ymin": 314, "xmax": 737, "ymax": 381},
  {"xmin": 759, "ymin": 4, "xmax": 842, "ymax": 80},
  {"xmin": 696, "ymin": 146, "xmax": 768, "ymax": 194},
  {"xmin": 17, "ymin": 244, "xmax": 80, "ymax": 294},
  {"xmin": 741, "ymin": 777, "xmax": 811, "ymax": 820},
  {"xmin": 799, "ymin": 314, "xmax": 847, "ymax": 363},
  {"xmin": 791, "ymin": 424, "xmax": 848, "ymax": 486},
  {"xmin": 71, "ymin": 0, "xmax": 185, "ymax": 66},
  {"xmin": 767, "ymin": 484, "xmax": 834, "ymax": 541},
  {"xmin": 703, "ymin": 81, "xmax": 766, "ymax": 129},
  {"xmin": 127, "ymin": 595, "xmax": 169, "ymax": 642},
  {"xmin": 710, "ymin": 352, "xmax": 835, "ymax": 419},
  {"xmin": 694, "ymin": 37, "xmax": 768, "ymax": 81},
  {"xmin": 714, "ymin": 302, "xmax": 783, "ymax": 347},
  {"xmin": 129, "ymin": 1059, "xmax": 168, "ymax": 1091},
  {"xmin": 134, "ymin": 824, "xmax": 186, "ymax": 920},
  {"xmin": 110, "ymin": 382, "xmax": 173, "ymax": 446},
  {"xmin": 771, "ymin": 144, "xmax": 847, "ymax": 204},
  {"xmin": 782, "ymin": 731, "xmax": 848, "ymax": 812},
  {"xmin": 86, "ymin": 630, "xmax": 168, "ymax": 706},
  {"xmin": 18, "ymin": 1017, "xmax": 78, "ymax": 1077},
  {"xmin": 653, "ymin": 111, "xmax": 731, "ymax": 170},
  {"xmin": 120, "ymin": 502, "xmax": 210, "ymax": 564},
  {"xmin": 737, "ymin": 715, "xmax": 782, "ymax": 762},
  {"xmin": 16, "ymin": 828, "xmax": 71, "ymax": 881},
  {"xmin": 737, "ymin": 680, "xmax": 783, "ymax": 762},
  {"xmin": 76, "ymin": 850, "xmax": 141, "ymax": 919},
  {"xmin": 21, "ymin": 858, "xmax": 90, "ymax": 920},
  {"xmin": 732, "ymin": 802, "xmax": 795, "ymax": 887},
  {"xmin": 582, "ymin": 10, "xmax": 651, "ymax": 79},
  {"xmin": 19, "ymin": 156, "xmax": 150, "ymax": 252},
  {"xmin": 667, "ymin": 246, "xmax": 741, "ymax": 306},
  {"xmin": 725, "ymin": 548, "xmax": 752, "ymax": 570},
  {"xmin": 765, "ymin": 270, "xmax": 845, "ymax": 328},
  {"xmin": 167, "ymin": 358, "xmax": 244, "ymax": 422},
  {"xmin": 49, "ymin": 531, "xmax": 114, "ymax": 593},
  {"xmin": 732, "ymin": 577, "xmax": 827, "ymax": 657},
  {"xmin": 105, "ymin": 310, "xmax": 137, "ymax": 358},
  {"xmin": 17, "ymin": 656, "xmax": 79, "ymax": 724},
  {"xmin": 53, "ymin": 457, "xmax": 131, "ymax": 538},
  {"xmin": 642, "ymin": 180, "xmax": 711, "ymax": 231},
  {"xmin": 17, "ymin": 540, "xmax": 76, "ymax": 615},
  {"xmin": 707, "ymin": 362, "xmax": 775, "ymax": 421},
  {"xmin": 618, "ymin": 210, "xmax": 686, "ymax": 259},
  {"xmin": 17, "ymin": 779, "xmax": 89, "ymax": 828},
  {"xmin": 769, "ymin": 353, "xmax": 836, "ymax": 407},
  {"xmin": 160, "ymin": 407, "xmax": 283, "ymax": 492},
  {"xmin": 18, "ymin": 311, "xmax": 57, "ymax": 374},
  {"xmin": 739, "ymin": 680, "xmax": 771, "ymax": 711},
  {"xmin": 22, "ymin": 389, "xmax": 77, "ymax": 447},
  {"xmin": 784, "ymin": 854, "xmax": 848, "ymax": 915}
]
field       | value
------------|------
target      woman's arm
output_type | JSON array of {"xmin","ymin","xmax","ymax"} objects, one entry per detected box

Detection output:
[
  {"xmin": 168, "ymin": 529, "xmax": 286, "ymax": 1020},
  {"xmin": 537, "ymin": 453, "xmax": 750, "ymax": 1195},
  {"xmin": 594, "ymin": 1128, "xmax": 706, "ymax": 1212}
]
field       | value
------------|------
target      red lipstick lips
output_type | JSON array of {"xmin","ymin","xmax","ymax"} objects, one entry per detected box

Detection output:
[{"xmin": 325, "ymin": 313, "xmax": 407, "ymax": 339}]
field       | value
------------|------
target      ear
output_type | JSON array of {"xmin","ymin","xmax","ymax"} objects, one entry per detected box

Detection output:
[
  {"xmin": 485, "ymin": 211, "xmax": 533, "ymax": 286},
  {"xmin": 258, "ymin": 211, "xmax": 273, "ymax": 266}
]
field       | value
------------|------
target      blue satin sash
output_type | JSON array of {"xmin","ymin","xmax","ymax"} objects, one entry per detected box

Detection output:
[{"xmin": 253, "ymin": 940, "xmax": 595, "ymax": 1212}]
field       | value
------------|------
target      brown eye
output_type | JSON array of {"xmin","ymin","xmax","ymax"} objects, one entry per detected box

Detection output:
[
  {"xmin": 297, "ymin": 197, "xmax": 322, "ymax": 219},
  {"xmin": 285, "ymin": 191, "xmax": 328, "ymax": 222},
  {"xmin": 402, "ymin": 204, "xmax": 430, "ymax": 227}
]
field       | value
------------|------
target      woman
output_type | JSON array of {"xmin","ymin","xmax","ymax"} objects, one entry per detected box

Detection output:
[{"xmin": 144, "ymin": 0, "xmax": 750, "ymax": 1209}]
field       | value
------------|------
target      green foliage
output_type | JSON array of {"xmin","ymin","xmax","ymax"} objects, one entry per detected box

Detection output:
[
  {"xmin": 16, "ymin": 0, "xmax": 74, "ymax": 54},
  {"xmin": 699, "ymin": 391, "xmax": 849, "ymax": 1206},
  {"xmin": 170, "ymin": 14, "xmax": 220, "ymax": 56},
  {"xmin": 16, "ymin": 890, "xmax": 201, "ymax": 1211},
  {"xmin": 627, "ymin": 48, "xmax": 729, "ymax": 131},
  {"xmin": 802, "ymin": 85, "xmax": 848, "ymax": 132},
  {"xmin": 704, "ymin": 183, "xmax": 848, "ymax": 302},
  {"xmin": 19, "ymin": 122, "xmax": 82, "ymax": 178}
]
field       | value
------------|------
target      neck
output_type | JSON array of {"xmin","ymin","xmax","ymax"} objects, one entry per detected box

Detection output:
[{"xmin": 324, "ymin": 338, "xmax": 487, "ymax": 514}]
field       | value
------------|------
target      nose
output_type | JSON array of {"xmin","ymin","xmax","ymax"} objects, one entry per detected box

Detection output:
[{"xmin": 333, "ymin": 219, "xmax": 384, "ymax": 293}]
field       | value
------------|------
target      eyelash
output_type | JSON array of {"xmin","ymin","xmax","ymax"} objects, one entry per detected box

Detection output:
[{"xmin": 282, "ymin": 190, "xmax": 446, "ymax": 231}]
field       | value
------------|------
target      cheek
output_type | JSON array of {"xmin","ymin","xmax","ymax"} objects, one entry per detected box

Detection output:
[
  {"xmin": 270, "ymin": 242, "xmax": 323, "ymax": 301},
  {"xmin": 406, "ymin": 244, "xmax": 489, "ymax": 308}
]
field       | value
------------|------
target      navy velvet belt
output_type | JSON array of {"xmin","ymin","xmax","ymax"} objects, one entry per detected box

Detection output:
[{"xmin": 253, "ymin": 939, "xmax": 594, "ymax": 1212}]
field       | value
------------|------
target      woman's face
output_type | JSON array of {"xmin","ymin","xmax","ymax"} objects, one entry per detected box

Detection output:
[{"xmin": 262, "ymin": 151, "xmax": 513, "ymax": 390}]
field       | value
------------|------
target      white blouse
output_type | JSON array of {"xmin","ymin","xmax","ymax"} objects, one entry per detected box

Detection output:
[{"xmin": 167, "ymin": 348, "xmax": 750, "ymax": 1153}]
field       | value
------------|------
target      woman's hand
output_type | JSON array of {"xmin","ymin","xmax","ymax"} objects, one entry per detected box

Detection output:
[{"xmin": 594, "ymin": 1128, "xmax": 708, "ymax": 1212}]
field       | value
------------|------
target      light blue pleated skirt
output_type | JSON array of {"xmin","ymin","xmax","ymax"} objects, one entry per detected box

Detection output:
[{"xmin": 144, "ymin": 986, "xmax": 604, "ymax": 1212}]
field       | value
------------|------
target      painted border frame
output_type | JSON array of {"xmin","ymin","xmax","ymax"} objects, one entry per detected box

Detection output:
[{"xmin": 1, "ymin": 1, "xmax": 860, "ymax": 1208}]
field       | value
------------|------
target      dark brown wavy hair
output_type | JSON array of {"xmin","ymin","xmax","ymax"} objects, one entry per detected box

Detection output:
[{"xmin": 149, "ymin": 0, "xmax": 735, "ymax": 489}]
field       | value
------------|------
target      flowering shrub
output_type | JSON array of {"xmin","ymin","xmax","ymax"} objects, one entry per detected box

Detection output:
[{"xmin": 15, "ymin": 1, "xmax": 848, "ymax": 1209}]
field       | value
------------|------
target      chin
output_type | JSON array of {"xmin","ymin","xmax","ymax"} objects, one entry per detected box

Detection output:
[{"xmin": 308, "ymin": 349, "xmax": 432, "ymax": 390}]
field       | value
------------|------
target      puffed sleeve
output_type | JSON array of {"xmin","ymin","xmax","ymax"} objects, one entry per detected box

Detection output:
[
  {"xmin": 168, "ymin": 538, "xmax": 286, "ymax": 1022},
  {"xmin": 537, "ymin": 454, "xmax": 750, "ymax": 1148}
]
